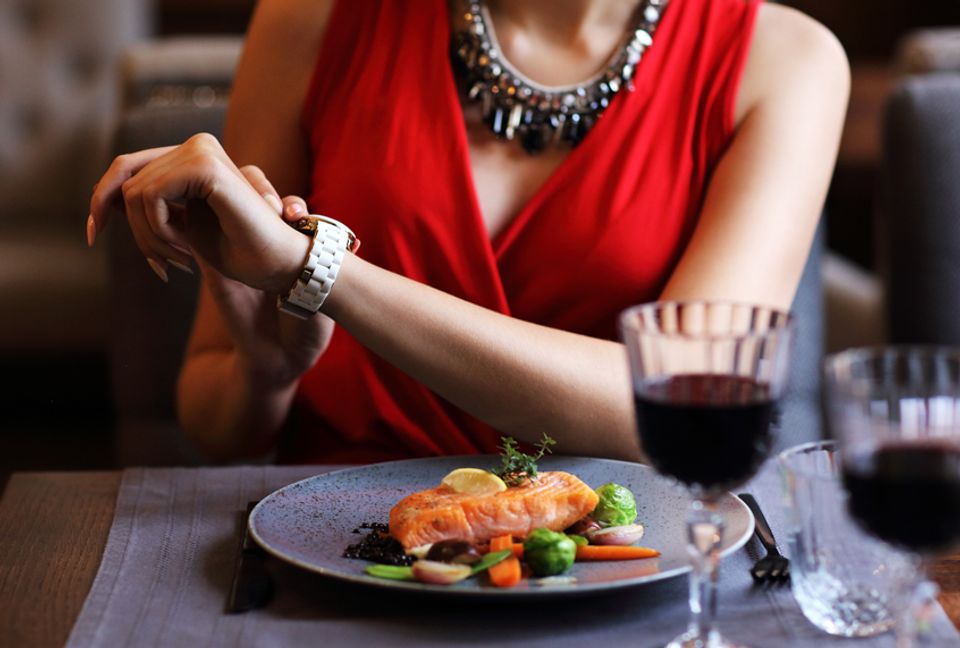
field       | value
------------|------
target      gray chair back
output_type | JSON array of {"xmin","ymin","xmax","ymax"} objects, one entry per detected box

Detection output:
[{"xmin": 879, "ymin": 74, "xmax": 960, "ymax": 344}]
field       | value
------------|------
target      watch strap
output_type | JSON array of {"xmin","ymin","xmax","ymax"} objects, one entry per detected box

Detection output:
[{"xmin": 278, "ymin": 223, "xmax": 351, "ymax": 319}]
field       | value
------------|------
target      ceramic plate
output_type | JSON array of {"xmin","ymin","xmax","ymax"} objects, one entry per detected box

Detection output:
[{"xmin": 249, "ymin": 455, "xmax": 754, "ymax": 598}]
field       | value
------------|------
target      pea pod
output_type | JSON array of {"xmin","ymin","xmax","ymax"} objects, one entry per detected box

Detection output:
[
  {"xmin": 470, "ymin": 549, "xmax": 512, "ymax": 575},
  {"xmin": 365, "ymin": 564, "xmax": 415, "ymax": 580}
]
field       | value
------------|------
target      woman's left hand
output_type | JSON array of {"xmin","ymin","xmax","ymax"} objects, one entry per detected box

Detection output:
[{"xmin": 88, "ymin": 133, "xmax": 308, "ymax": 294}]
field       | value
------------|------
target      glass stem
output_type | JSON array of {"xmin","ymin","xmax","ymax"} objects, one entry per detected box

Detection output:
[{"xmin": 686, "ymin": 499, "xmax": 725, "ymax": 643}]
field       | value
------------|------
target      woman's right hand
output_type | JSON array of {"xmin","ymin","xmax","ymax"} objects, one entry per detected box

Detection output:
[
  {"xmin": 88, "ymin": 134, "xmax": 335, "ymax": 385},
  {"xmin": 90, "ymin": 133, "xmax": 306, "ymax": 292}
]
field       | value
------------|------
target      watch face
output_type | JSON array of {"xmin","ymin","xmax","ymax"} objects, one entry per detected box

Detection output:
[
  {"xmin": 290, "ymin": 215, "xmax": 360, "ymax": 252},
  {"xmin": 293, "ymin": 217, "xmax": 319, "ymax": 236}
]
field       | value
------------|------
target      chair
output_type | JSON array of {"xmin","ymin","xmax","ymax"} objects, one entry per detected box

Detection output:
[
  {"xmin": 0, "ymin": 0, "xmax": 151, "ymax": 354},
  {"xmin": 108, "ymin": 38, "xmax": 240, "ymax": 465},
  {"xmin": 879, "ymin": 32, "xmax": 960, "ymax": 345}
]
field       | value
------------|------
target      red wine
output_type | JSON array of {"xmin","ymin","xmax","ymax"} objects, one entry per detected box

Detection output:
[
  {"xmin": 634, "ymin": 374, "xmax": 775, "ymax": 495},
  {"xmin": 843, "ymin": 443, "xmax": 960, "ymax": 554}
]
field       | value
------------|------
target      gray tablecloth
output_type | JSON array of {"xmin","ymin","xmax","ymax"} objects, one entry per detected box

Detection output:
[{"xmin": 66, "ymin": 463, "xmax": 960, "ymax": 647}]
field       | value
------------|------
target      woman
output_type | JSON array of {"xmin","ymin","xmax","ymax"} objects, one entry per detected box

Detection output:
[{"xmin": 87, "ymin": 0, "xmax": 849, "ymax": 463}]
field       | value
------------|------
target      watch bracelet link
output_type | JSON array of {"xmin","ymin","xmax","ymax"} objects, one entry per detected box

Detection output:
[{"xmin": 277, "ymin": 221, "xmax": 352, "ymax": 319}]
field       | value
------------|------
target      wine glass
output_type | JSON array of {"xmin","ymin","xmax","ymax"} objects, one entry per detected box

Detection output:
[
  {"xmin": 824, "ymin": 346, "xmax": 960, "ymax": 648},
  {"xmin": 620, "ymin": 301, "xmax": 794, "ymax": 648}
]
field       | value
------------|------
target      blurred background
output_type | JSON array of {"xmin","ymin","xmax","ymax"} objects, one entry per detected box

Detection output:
[{"xmin": 2, "ymin": 0, "xmax": 959, "ymax": 488}]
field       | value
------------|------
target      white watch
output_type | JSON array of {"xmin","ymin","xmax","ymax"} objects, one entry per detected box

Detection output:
[{"xmin": 278, "ymin": 215, "xmax": 360, "ymax": 319}]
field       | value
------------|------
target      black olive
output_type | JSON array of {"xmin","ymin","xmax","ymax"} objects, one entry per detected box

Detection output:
[
  {"xmin": 425, "ymin": 539, "xmax": 482, "ymax": 564},
  {"xmin": 565, "ymin": 516, "xmax": 601, "ymax": 536}
]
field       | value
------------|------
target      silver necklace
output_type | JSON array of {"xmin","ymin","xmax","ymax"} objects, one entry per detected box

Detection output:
[{"xmin": 451, "ymin": 0, "xmax": 668, "ymax": 154}]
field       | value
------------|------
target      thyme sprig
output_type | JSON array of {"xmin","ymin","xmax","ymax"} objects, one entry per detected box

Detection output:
[{"xmin": 492, "ymin": 433, "xmax": 556, "ymax": 487}]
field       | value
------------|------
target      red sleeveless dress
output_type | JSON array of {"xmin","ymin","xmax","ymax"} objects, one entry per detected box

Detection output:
[{"xmin": 282, "ymin": 0, "xmax": 761, "ymax": 463}]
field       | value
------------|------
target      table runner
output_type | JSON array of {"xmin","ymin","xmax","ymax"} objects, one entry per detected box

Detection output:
[{"xmin": 66, "ymin": 464, "xmax": 960, "ymax": 647}]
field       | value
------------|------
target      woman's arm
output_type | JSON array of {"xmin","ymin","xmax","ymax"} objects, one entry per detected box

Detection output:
[
  {"xmin": 660, "ymin": 5, "xmax": 850, "ymax": 306},
  {"xmin": 176, "ymin": 0, "xmax": 335, "ymax": 459}
]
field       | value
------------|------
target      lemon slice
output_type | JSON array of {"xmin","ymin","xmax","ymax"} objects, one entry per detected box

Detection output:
[{"xmin": 440, "ymin": 468, "xmax": 507, "ymax": 495}]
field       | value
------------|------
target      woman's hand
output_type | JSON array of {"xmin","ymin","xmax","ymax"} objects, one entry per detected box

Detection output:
[
  {"xmin": 196, "ymin": 183, "xmax": 335, "ymax": 384},
  {"xmin": 88, "ymin": 133, "xmax": 308, "ymax": 293},
  {"xmin": 89, "ymin": 133, "xmax": 334, "ymax": 385}
]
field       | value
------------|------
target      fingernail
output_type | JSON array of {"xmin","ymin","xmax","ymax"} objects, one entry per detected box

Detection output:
[
  {"xmin": 86, "ymin": 215, "xmax": 97, "ymax": 247},
  {"xmin": 168, "ymin": 259, "xmax": 194, "ymax": 275},
  {"xmin": 171, "ymin": 243, "xmax": 194, "ymax": 257},
  {"xmin": 286, "ymin": 202, "xmax": 305, "ymax": 217},
  {"xmin": 263, "ymin": 193, "xmax": 283, "ymax": 214},
  {"xmin": 147, "ymin": 258, "xmax": 169, "ymax": 283}
]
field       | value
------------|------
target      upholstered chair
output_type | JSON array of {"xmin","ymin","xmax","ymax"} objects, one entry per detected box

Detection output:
[
  {"xmin": 108, "ymin": 37, "xmax": 241, "ymax": 465},
  {"xmin": 879, "ymin": 29, "xmax": 960, "ymax": 345},
  {"xmin": 0, "ymin": 0, "xmax": 151, "ymax": 352}
]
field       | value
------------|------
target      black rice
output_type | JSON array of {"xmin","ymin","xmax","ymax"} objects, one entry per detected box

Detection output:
[{"xmin": 343, "ymin": 522, "xmax": 414, "ymax": 566}]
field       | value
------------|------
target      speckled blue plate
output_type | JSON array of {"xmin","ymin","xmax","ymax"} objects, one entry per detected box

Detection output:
[{"xmin": 249, "ymin": 455, "xmax": 754, "ymax": 598}]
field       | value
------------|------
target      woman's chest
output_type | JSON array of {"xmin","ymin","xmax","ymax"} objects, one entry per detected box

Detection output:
[{"xmin": 461, "ymin": 107, "xmax": 571, "ymax": 239}]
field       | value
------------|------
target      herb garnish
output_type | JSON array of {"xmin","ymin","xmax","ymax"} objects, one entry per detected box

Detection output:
[{"xmin": 492, "ymin": 434, "xmax": 556, "ymax": 487}]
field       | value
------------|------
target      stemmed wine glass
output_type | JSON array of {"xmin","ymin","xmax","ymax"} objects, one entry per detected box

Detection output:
[
  {"xmin": 824, "ymin": 346, "xmax": 960, "ymax": 648},
  {"xmin": 620, "ymin": 301, "xmax": 794, "ymax": 648}
]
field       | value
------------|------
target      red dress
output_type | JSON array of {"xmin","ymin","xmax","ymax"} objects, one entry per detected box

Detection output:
[{"xmin": 282, "ymin": 0, "xmax": 761, "ymax": 463}]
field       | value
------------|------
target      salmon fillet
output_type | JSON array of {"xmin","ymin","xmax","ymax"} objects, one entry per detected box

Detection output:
[{"xmin": 389, "ymin": 471, "xmax": 600, "ymax": 551}]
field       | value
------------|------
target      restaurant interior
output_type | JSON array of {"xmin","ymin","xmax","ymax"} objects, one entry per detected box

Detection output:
[{"xmin": 3, "ymin": 0, "xmax": 960, "ymax": 646}]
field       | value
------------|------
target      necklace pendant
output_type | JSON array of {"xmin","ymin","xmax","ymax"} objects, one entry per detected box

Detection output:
[
  {"xmin": 452, "ymin": 0, "xmax": 668, "ymax": 155},
  {"xmin": 520, "ymin": 127, "xmax": 547, "ymax": 155}
]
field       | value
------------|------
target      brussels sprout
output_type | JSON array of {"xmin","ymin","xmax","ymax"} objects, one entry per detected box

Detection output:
[
  {"xmin": 523, "ymin": 528, "xmax": 577, "ymax": 576},
  {"xmin": 591, "ymin": 483, "xmax": 638, "ymax": 527}
]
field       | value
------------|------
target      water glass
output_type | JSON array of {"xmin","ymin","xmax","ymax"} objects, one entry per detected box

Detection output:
[{"xmin": 779, "ymin": 441, "xmax": 912, "ymax": 637}]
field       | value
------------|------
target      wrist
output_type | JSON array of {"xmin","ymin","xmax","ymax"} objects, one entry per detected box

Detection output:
[
  {"xmin": 269, "ymin": 227, "xmax": 312, "ymax": 295},
  {"xmin": 319, "ymin": 251, "xmax": 359, "ymax": 318}
]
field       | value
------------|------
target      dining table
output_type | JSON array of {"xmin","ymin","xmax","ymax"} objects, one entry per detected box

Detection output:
[{"xmin": 0, "ymin": 464, "xmax": 958, "ymax": 648}]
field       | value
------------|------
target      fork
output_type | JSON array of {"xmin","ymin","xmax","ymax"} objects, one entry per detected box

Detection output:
[{"xmin": 739, "ymin": 493, "xmax": 790, "ymax": 584}]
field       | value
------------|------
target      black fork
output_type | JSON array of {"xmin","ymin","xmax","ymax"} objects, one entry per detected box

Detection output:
[{"xmin": 739, "ymin": 493, "xmax": 790, "ymax": 584}]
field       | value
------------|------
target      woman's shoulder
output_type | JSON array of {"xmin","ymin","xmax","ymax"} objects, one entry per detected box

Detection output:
[
  {"xmin": 230, "ymin": 0, "xmax": 335, "ymax": 104},
  {"xmin": 244, "ymin": 0, "xmax": 335, "ymax": 57},
  {"xmin": 735, "ymin": 2, "xmax": 850, "ymax": 126}
]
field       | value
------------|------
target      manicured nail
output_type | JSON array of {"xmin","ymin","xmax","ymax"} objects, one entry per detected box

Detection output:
[
  {"xmin": 147, "ymin": 258, "xmax": 169, "ymax": 283},
  {"xmin": 263, "ymin": 193, "xmax": 283, "ymax": 214},
  {"xmin": 168, "ymin": 259, "xmax": 194, "ymax": 275},
  {"xmin": 171, "ymin": 243, "xmax": 194, "ymax": 258},
  {"xmin": 286, "ymin": 202, "xmax": 305, "ymax": 217},
  {"xmin": 86, "ymin": 215, "xmax": 97, "ymax": 247}
]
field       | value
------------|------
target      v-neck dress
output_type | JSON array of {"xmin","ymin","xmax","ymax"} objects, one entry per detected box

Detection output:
[{"xmin": 282, "ymin": 0, "xmax": 761, "ymax": 463}]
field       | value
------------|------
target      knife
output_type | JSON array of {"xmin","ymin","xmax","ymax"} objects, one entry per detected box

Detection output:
[{"xmin": 226, "ymin": 501, "xmax": 274, "ymax": 613}]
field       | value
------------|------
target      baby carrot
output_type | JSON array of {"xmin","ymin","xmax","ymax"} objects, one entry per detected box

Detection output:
[
  {"xmin": 575, "ymin": 545, "xmax": 660, "ymax": 561},
  {"xmin": 488, "ymin": 535, "xmax": 521, "ymax": 587}
]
